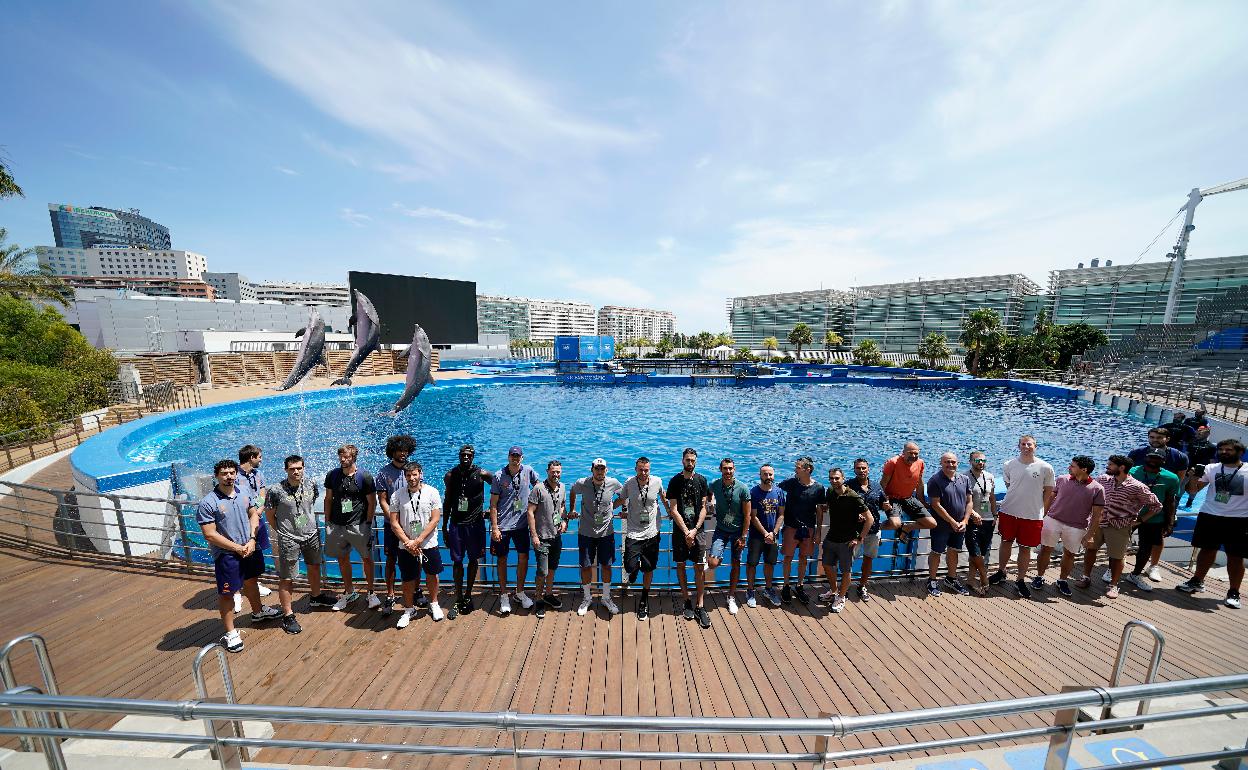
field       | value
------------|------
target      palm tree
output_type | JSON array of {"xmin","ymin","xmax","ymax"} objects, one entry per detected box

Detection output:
[
  {"xmin": 762, "ymin": 336, "xmax": 779, "ymax": 361},
  {"xmin": 656, "ymin": 337, "xmax": 675, "ymax": 357},
  {"xmin": 1, "ymin": 232, "xmax": 68, "ymax": 306},
  {"xmin": 852, "ymin": 339, "xmax": 885, "ymax": 366},
  {"xmin": 916, "ymin": 332, "xmax": 952, "ymax": 368},
  {"xmin": 960, "ymin": 308, "xmax": 1003, "ymax": 377},
  {"xmin": 788, "ymin": 323, "xmax": 813, "ymax": 359},
  {"xmin": 632, "ymin": 336, "xmax": 653, "ymax": 357},
  {"xmin": 0, "ymin": 151, "xmax": 23, "ymax": 199},
  {"xmin": 713, "ymin": 332, "xmax": 735, "ymax": 348},
  {"xmin": 693, "ymin": 331, "xmax": 715, "ymax": 356},
  {"xmin": 822, "ymin": 330, "xmax": 843, "ymax": 362}
]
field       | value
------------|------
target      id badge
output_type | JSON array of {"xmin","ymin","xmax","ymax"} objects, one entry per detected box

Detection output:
[
  {"xmin": 512, "ymin": 497, "xmax": 522, "ymax": 513},
  {"xmin": 458, "ymin": 498, "xmax": 469, "ymax": 512},
  {"xmin": 639, "ymin": 507, "xmax": 651, "ymax": 528},
  {"xmin": 341, "ymin": 499, "xmax": 354, "ymax": 514},
  {"xmin": 1216, "ymin": 491, "xmax": 1231, "ymax": 504},
  {"xmin": 296, "ymin": 513, "xmax": 309, "ymax": 530},
  {"xmin": 409, "ymin": 520, "xmax": 421, "ymax": 539},
  {"xmin": 596, "ymin": 507, "xmax": 608, "ymax": 528},
  {"xmin": 978, "ymin": 500, "xmax": 989, "ymax": 514}
]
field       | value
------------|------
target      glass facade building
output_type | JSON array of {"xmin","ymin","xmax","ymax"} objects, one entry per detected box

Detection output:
[
  {"xmin": 477, "ymin": 295, "xmax": 533, "ymax": 340},
  {"xmin": 728, "ymin": 289, "xmax": 856, "ymax": 349},
  {"xmin": 49, "ymin": 204, "xmax": 172, "ymax": 250}
]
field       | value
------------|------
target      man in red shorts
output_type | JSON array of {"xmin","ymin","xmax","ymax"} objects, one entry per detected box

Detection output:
[{"xmin": 989, "ymin": 435, "xmax": 1055, "ymax": 599}]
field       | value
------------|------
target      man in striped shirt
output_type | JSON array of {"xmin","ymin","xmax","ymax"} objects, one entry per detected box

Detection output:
[{"xmin": 1080, "ymin": 455, "xmax": 1161, "ymax": 599}]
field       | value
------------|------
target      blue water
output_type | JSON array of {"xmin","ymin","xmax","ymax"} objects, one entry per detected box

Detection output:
[{"xmin": 148, "ymin": 382, "xmax": 1160, "ymax": 585}]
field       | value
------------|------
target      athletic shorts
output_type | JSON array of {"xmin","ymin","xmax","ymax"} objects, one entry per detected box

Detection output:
[
  {"xmin": 966, "ymin": 519, "xmax": 995, "ymax": 560},
  {"xmin": 535, "ymin": 536, "xmax": 562, "ymax": 577},
  {"xmin": 447, "ymin": 522, "xmax": 487, "ymax": 564},
  {"xmin": 747, "ymin": 537, "xmax": 779, "ymax": 567},
  {"xmin": 709, "ymin": 529, "xmax": 743, "ymax": 564},
  {"xmin": 491, "ymin": 527, "xmax": 530, "ymax": 559},
  {"xmin": 383, "ymin": 522, "xmax": 400, "ymax": 558},
  {"xmin": 821, "ymin": 540, "xmax": 853, "ymax": 573},
  {"xmin": 1091, "ymin": 525, "xmax": 1132, "ymax": 560},
  {"xmin": 578, "ymin": 533, "xmax": 616, "ymax": 568},
  {"xmin": 624, "ymin": 534, "xmax": 660, "ymax": 575},
  {"xmin": 1040, "ymin": 517, "xmax": 1087, "ymax": 554},
  {"xmin": 672, "ymin": 529, "xmax": 706, "ymax": 563},
  {"xmin": 214, "ymin": 550, "xmax": 265, "ymax": 596},
  {"xmin": 1192, "ymin": 512, "xmax": 1248, "ymax": 558},
  {"xmin": 930, "ymin": 524, "xmax": 966, "ymax": 554},
  {"xmin": 275, "ymin": 533, "xmax": 322, "ymax": 581},
  {"xmin": 890, "ymin": 496, "xmax": 933, "ymax": 522},
  {"xmin": 1136, "ymin": 518, "xmax": 1167, "ymax": 549},
  {"xmin": 855, "ymin": 531, "xmax": 881, "ymax": 559},
  {"xmin": 326, "ymin": 521, "xmax": 374, "ymax": 561},
  {"xmin": 398, "ymin": 547, "xmax": 443, "ymax": 581},
  {"xmin": 783, "ymin": 524, "xmax": 814, "ymax": 545},
  {"xmin": 997, "ymin": 512, "xmax": 1042, "ymax": 548}
]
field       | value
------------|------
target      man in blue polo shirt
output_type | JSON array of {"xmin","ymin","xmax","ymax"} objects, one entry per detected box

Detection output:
[
  {"xmin": 197, "ymin": 459, "xmax": 282, "ymax": 653},
  {"xmin": 490, "ymin": 446, "xmax": 542, "ymax": 616}
]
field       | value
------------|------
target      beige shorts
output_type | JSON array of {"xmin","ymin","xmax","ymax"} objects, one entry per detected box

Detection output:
[{"xmin": 1091, "ymin": 525, "xmax": 1132, "ymax": 561}]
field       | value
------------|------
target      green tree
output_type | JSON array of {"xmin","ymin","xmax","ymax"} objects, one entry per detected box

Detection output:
[
  {"xmin": 788, "ymin": 322, "xmax": 813, "ymax": 359},
  {"xmin": 693, "ymin": 331, "xmax": 715, "ymax": 356},
  {"xmin": 0, "ymin": 150, "xmax": 23, "ymax": 199},
  {"xmin": 960, "ymin": 308, "xmax": 1004, "ymax": 377},
  {"xmin": 852, "ymin": 338, "xmax": 885, "ymax": 366},
  {"xmin": 916, "ymin": 332, "xmax": 952, "ymax": 369},
  {"xmin": 732, "ymin": 346, "xmax": 756, "ymax": 362},
  {"xmin": 2, "ymin": 233, "xmax": 68, "ymax": 306},
  {"xmin": 1054, "ymin": 322, "xmax": 1109, "ymax": 369},
  {"xmin": 632, "ymin": 336, "xmax": 653, "ymax": 357},
  {"xmin": 822, "ymin": 330, "xmax": 844, "ymax": 362},
  {"xmin": 656, "ymin": 337, "xmax": 674, "ymax": 357},
  {"xmin": 762, "ymin": 336, "xmax": 780, "ymax": 361},
  {"xmin": 713, "ymin": 332, "xmax": 735, "ymax": 348}
]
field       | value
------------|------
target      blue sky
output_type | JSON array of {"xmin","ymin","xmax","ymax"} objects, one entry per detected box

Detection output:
[{"xmin": 2, "ymin": 0, "xmax": 1247, "ymax": 333}]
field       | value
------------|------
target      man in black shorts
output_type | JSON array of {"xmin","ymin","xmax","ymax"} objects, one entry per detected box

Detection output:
[
  {"xmin": 375, "ymin": 434, "xmax": 416, "ymax": 615},
  {"xmin": 667, "ymin": 448, "xmax": 712, "ymax": 626},
  {"xmin": 442, "ymin": 445, "xmax": 493, "ymax": 619},
  {"xmin": 1178, "ymin": 438, "xmax": 1248, "ymax": 608},
  {"xmin": 618, "ymin": 457, "xmax": 670, "ymax": 620},
  {"xmin": 778, "ymin": 457, "xmax": 825, "ymax": 605}
]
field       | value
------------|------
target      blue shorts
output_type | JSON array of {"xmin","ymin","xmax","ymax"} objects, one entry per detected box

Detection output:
[
  {"xmin": 447, "ymin": 522, "xmax": 487, "ymax": 564},
  {"xmin": 214, "ymin": 550, "xmax": 265, "ymax": 596},
  {"xmin": 784, "ymin": 524, "xmax": 814, "ymax": 543},
  {"xmin": 491, "ymin": 527, "xmax": 530, "ymax": 559},
  {"xmin": 710, "ymin": 530, "xmax": 744, "ymax": 564},
  {"xmin": 255, "ymin": 517, "xmax": 271, "ymax": 551},
  {"xmin": 383, "ymin": 520, "xmax": 400, "ymax": 558},
  {"xmin": 578, "ymin": 533, "xmax": 616, "ymax": 568},
  {"xmin": 930, "ymin": 523, "xmax": 967, "ymax": 554},
  {"xmin": 398, "ymin": 548, "xmax": 443, "ymax": 581}
]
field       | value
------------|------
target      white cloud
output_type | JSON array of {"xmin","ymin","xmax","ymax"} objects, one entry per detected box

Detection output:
[
  {"xmin": 302, "ymin": 133, "xmax": 360, "ymax": 167},
  {"xmin": 274, "ymin": 165, "xmax": 299, "ymax": 176},
  {"xmin": 657, "ymin": 236, "xmax": 676, "ymax": 253},
  {"xmin": 339, "ymin": 208, "xmax": 371, "ymax": 227},
  {"xmin": 392, "ymin": 203, "xmax": 504, "ymax": 231}
]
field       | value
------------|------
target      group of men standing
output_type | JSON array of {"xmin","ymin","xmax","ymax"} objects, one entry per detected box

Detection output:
[{"xmin": 196, "ymin": 408, "xmax": 1246, "ymax": 653}]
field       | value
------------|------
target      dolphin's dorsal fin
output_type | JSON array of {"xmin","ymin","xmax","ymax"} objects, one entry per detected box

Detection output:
[{"xmin": 294, "ymin": 327, "xmax": 307, "ymax": 338}]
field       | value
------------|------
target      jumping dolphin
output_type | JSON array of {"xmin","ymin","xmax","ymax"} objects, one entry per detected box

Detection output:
[
  {"xmin": 385, "ymin": 324, "xmax": 434, "ymax": 416},
  {"xmin": 331, "ymin": 289, "xmax": 381, "ymax": 386},
  {"xmin": 273, "ymin": 310, "xmax": 326, "ymax": 391}
]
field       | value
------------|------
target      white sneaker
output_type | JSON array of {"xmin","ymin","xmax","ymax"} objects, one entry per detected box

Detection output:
[
  {"xmin": 1147, "ymin": 565, "xmax": 1162, "ymax": 582},
  {"xmin": 430, "ymin": 602, "xmax": 444, "ymax": 621},
  {"xmin": 499, "ymin": 594, "xmax": 512, "ymax": 616},
  {"xmin": 256, "ymin": 582, "xmax": 273, "ymax": 597},
  {"xmin": 1101, "ymin": 568, "xmax": 1112, "ymax": 583},
  {"xmin": 1126, "ymin": 573, "xmax": 1154, "ymax": 592},
  {"xmin": 515, "ymin": 592, "xmax": 534, "ymax": 610},
  {"xmin": 818, "ymin": 589, "xmax": 836, "ymax": 602},
  {"xmin": 366, "ymin": 593, "xmax": 382, "ymax": 610},
  {"xmin": 602, "ymin": 596, "xmax": 620, "ymax": 615},
  {"xmin": 727, "ymin": 597, "xmax": 739, "ymax": 615},
  {"xmin": 332, "ymin": 591, "xmax": 358, "ymax": 612},
  {"xmin": 396, "ymin": 608, "xmax": 416, "ymax": 629},
  {"xmin": 577, "ymin": 598, "xmax": 592, "ymax": 616},
  {"xmin": 233, "ymin": 592, "xmax": 243, "ymax": 614}
]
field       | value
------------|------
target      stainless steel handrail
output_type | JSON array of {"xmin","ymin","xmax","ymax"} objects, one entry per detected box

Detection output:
[
  {"xmin": 192, "ymin": 642, "xmax": 248, "ymax": 765},
  {"xmin": 1103, "ymin": 619, "xmax": 1166, "ymax": 720},
  {"xmin": 0, "ymin": 633, "xmax": 68, "ymax": 751}
]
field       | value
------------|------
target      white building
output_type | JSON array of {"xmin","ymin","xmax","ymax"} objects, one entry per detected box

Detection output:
[
  {"xmin": 37, "ymin": 246, "xmax": 208, "ymax": 280},
  {"xmin": 202, "ymin": 271, "xmax": 257, "ymax": 301},
  {"xmin": 476, "ymin": 295, "xmax": 596, "ymax": 341},
  {"xmin": 254, "ymin": 281, "xmax": 350, "ymax": 306},
  {"xmin": 596, "ymin": 305, "xmax": 676, "ymax": 342}
]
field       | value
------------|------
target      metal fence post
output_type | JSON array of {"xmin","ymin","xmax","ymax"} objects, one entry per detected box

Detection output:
[
  {"xmin": 109, "ymin": 495, "xmax": 133, "ymax": 559},
  {"xmin": 176, "ymin": 504, "xmax": 193, "ymax": 571},
  {"xmin": 1044, "ymin": 685, "xmax": 1083, "ymax": 770}
]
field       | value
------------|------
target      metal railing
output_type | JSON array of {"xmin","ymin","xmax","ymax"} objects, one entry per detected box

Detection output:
[
  {"xmin": 2, "ymin": 654, "xmax": 1247, "ymax": 769},
  {"xmin": 1013, "ymin": 363, "xmax": 1248, "ymax": 424},
  {"xmin": 1103, "ymin": 620, "xmax": 1166, "ymax": 720},
  {"xmin": 0, "ymin": 634, "xmax": 67, "ymax": 752},
  {"xmin": 192, "ymin": 642, "xmax": 248, "ymax": 763}
]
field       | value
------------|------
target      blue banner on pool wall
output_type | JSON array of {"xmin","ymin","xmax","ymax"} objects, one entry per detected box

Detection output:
[{"xmin": 557, "ymin": 372, "xmax": 616, "ymax": 384}]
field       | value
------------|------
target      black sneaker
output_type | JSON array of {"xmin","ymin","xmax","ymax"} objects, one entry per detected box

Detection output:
[
  {"xmin": 988, "ymin": 571, "xmax": 1007, "ymax": 586},
  {"xmin": 415, "ymin": 594, "xmax": 430, "ymax": 608},
  {"xmin": 1014, "ymin": 579, "xmax": 1033, "ymax": 600},
  {"xmin": 855, "ymin": 584, "xmax": 870, "ymax": 603},
  {"xmin": 381, "ymin": 596, "xmax": 395, "ymax": 616},
  {"xmin": 696, "ymin": 607, "xmax": 711, "ymax": 629},
  {"xmin": 461, "ymin": 596, "xmax": 475, "ymax": 614},
  {"xmin": 1176, "ymin": 578, "xmax": 1204, "ymax": 594},
  {"xmin": 536, "ymin": 602, "xmax": 547, "ymax": 619},
  {"xmin": 1226, "ymin": 591, "xmax": 1241, "ymax": 609},
  {"xmin": 281, "ymin": 613, "xmax": 302, "ymax": 635},
  {"xmin": 447, "ymin": 602, "xmax": 460, "ymax": 620},
  {"xmin": 947, "ymin": 579, "xmax": 971, "ymax": 596},
  {"xmin": 927, "ymin": 579, "xmax": 942, "ymax": 597},
  {"xmin": 308, "ymin": 592, "xmax": 338, "ymax": 608},
  {"xmin": 794, "ymin": 584, "xmax": 810, "ymax": 604},
  {"xmin": 781, "ymin": 585, "xmax": 792, "ymax": 605},
  {"xmin": 544, "ymin": 594, "xmax": 563, "ymax": 609},
  {"xmin": 637, "ymin": 599, "xmax": 649, "ymax": 621},
  {"xmin": 1030, "ymin": 575, "xmax": 1046, "ymax": 591},
  {"xmin": 1056, "ymin": 580, "xmax": 1073, "ymax": 598},
  {"xmin": 683, "ymin": 599, "xmax": 695, "ymax": 620}
]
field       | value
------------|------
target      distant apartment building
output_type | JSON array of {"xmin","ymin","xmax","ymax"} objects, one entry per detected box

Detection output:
[
  {"xmin": 58, "ymin": 275, "xmax": 215, "ymax": 300},
  {"xmin": 596, "ymin": 305, "xmax": 676, "ymax": 343},
  {"xmin": 48, "ymin": 203, "xmax": 172, "ymax": 250},
  {"xmin": 254, "ymin": 281, "xmax": 350, "ymax": 307},
  {"xmin": 728, "ymin": 289, "xmax": 856, "ymax": 349},
  {"xmin": 476, "ymin": 295, "xmax": 596, "ymax": 341},
  {"xmin": 203, "ymin": 271, "xmax": 258, "ymax": 301},
  {"xmin": 37, "ymin": 246, "xmax": 208, "ymax": 280}
]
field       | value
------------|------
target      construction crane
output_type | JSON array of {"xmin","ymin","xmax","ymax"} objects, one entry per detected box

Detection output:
[{"xmin": 1163, "ymin": 176, "xmax": 1248, "ymax": 323}]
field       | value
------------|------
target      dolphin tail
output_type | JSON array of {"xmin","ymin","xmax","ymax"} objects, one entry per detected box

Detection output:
[{"xmin": 331, "ymin": 376, "xmax": 352, "ymax": 387}]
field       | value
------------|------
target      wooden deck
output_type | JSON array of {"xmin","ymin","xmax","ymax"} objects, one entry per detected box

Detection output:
[{"xmin": 0, "ymin": 537, "xmax": 1245, "ymax": 770}]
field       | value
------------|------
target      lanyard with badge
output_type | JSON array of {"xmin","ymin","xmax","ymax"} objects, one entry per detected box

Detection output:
[
  {"xmin": 546, "ymin": 481, "xmax": 563, "ymax": 527},
  {"xmin": 638, "ymin": 480, "xmax": 652, "ymax": 528},
  {"xmin": 1216, "ymin": 465, "xmax": 1241, "ymax": 504},
  {"xmin": 339, "ymin": 472, "xmax": 357, "ymax": 516},
  {"xmin": 457, "ymin": 467, "xmax": 472, "ymax": 513},
  {"xmin": 974, "ymin": 473, "xmax": 990, "ymax": 514},
  {"xmin": 405, "ymin": 485, "xmax": 425, "ymax": 539},
  {"xmin": 591, "ymin": 481, "xmax": 609, "ymax": 528},
  {"xmin": 509, "ymin": 468, "xmax": 524, "ymax": 514},
  {"xmin": 287, "ymin": 481, "xmax": 309, "ymax": 530}
]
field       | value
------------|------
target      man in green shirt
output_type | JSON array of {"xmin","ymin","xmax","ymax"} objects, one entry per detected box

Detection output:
[
  {"xmin": 708, "ymin": 458, "xmax": 752, "ymax": 615},
  {"xmin": 1125, "ymin": 450, "xmax": 1180, "ymax": 592}
]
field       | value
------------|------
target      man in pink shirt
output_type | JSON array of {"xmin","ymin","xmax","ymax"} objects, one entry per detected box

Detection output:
[{"xmin": 1035, "ymin": 456, "xmax": 1104, "ymax": 598}]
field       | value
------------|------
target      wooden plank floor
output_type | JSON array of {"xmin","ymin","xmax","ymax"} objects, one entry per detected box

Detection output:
[{"xmin": 0, "ymin": 541, "xmax": 1245, "ymax": 769}]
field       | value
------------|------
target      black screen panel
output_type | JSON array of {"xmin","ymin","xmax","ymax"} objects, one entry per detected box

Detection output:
[{"xmin": 347, "ymin": 271, "xmax": 478, "ymax": 345}]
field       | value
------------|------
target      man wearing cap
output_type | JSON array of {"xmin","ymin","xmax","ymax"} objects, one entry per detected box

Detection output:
[
  {"xmin": 568, "ymin": 458, "xmax": 624, "ymax": 616},
  {"xmin": 443, "ymin": 445, "xmax": 494, "ymax": 619},
  {"xmin": 618, "ymin": 456, "xmax": 670, "ymax": 621},
  {"xmin": 1128, "ymin": 428, "xmax": 1189, "ymax": 477},
  {"xmin": 1124, "ymin": 449, "xmax": 1180, "ymax": 591},
  {"xmin": 489, "ymin": 446, "xmax": 542, "ymax": 615},
  {"xmin": 527, "ymin": 460, "xmax": 568, "ymax": 619}
]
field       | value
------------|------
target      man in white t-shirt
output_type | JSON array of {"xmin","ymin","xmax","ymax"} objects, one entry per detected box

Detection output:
[
  {"xmin": 617, "ymin": 456, "xmax": 671, "ymax": 621},
  {"xmin": 989, "ymin": 435, "xmax": 1055, "ymax": 600},
  {"xmin": 390, "ymin": 462, "xmax": 445, "ymax": 627},
  {"xmin": 1178, "ymin": 438, "xmax": 1247, "ymax": 608}
]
